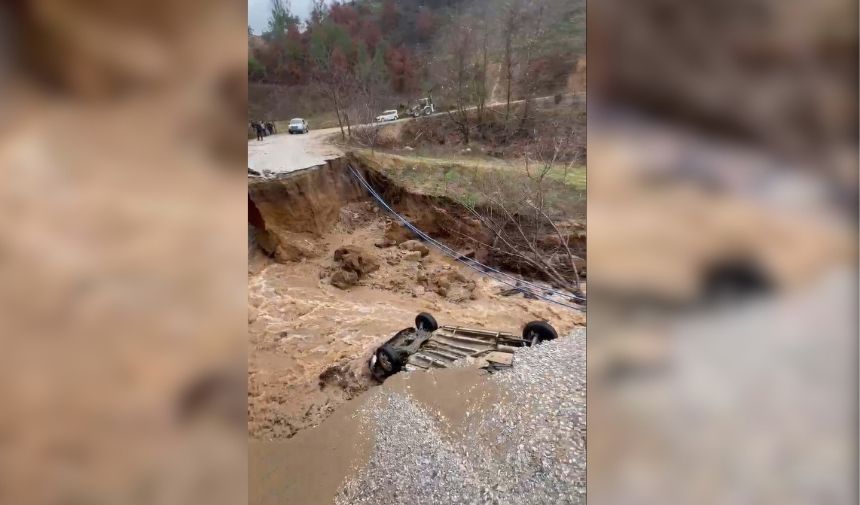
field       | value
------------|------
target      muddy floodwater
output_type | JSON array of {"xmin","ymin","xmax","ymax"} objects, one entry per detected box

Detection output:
[{"xmin": 248, "ymin": 158, "xmax": 585, "ymax": 440}]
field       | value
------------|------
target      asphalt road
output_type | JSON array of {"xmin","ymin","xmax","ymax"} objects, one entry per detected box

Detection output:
[
  {"xmin": 248, "ymin": 127, "xmax": 344, "ymax": 175},
  {"xmin": 247, "ymin": 93, "xmax": 585, "ymax": 174}
]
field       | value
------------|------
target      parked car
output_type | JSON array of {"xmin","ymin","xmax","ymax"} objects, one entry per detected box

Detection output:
[
  {"xmin": 368, "ymin": 312, "xmax": 558, "ymax": 381},
  {"xmin": 288, "ymin": 118, "xmax": 309, "ymax": 134},
  {"xmin": 375, "ymin": 109, "xmax": 399, "ymax": 122}
]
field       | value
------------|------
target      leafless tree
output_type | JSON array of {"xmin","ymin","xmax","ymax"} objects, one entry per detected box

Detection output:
[
  {"xmin": 311, "ymin": 65, "xmax": 352, "ymax": 139},
  {"xmin": 345, "ymin": 48, "xmax": 391, "ymax": 152},
  {"xmin": 473, "ymin": 3, "xmax": 491, "ymax": 128},
  {"xmin": 517, "ymin": 2, "xmax": 546, "ymax": 133},
  {"xmin": 453, "ymin": 129, "xmax": 584, "ymax": 292},
  {"xmin": 500, "ymin": 0, "xmax": 523, "ymax": 130},
  {"xmin": 433, "ymin": 9, "xmax": 495, "ymax": 144},
  {"xmin": 442, "ymin": 22, "xmax": 476, "ymax": 144}
]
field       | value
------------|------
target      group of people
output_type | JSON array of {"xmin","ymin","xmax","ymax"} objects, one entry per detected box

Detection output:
[{"xmin": 250, "ymin": 120, "xmax": 276, "ymax": 141}]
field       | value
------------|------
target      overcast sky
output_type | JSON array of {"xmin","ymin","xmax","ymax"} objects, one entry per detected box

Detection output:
[{"xmin": 248, "ymin": 0, "xmax": 322, "ymax": 34}]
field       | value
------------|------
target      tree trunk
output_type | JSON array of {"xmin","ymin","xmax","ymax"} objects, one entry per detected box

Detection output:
[
  {"xmin": 518, "ymin": 97, "xmax": 531, "ymax": 133},
  {"xmin": 503, "ymin": 40, "xmax": 513, "ymax": 129},
  {"xmin": 333, "ymin": 91, "xmax": 345, "ymax": 139},
  {"xmin": 345, "ymin": 111, "xmax": 352, "ymax": 137},
  {"xmin": 477, "ymin": 23, "xmax": 489, "ymax": 129}
]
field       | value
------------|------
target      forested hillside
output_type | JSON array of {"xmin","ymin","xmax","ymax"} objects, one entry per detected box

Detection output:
[{"xmin": 248, "ymin": 0, "xmax": 585, "ymax": 123}]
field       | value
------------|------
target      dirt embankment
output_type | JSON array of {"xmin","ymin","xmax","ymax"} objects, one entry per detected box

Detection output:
[
  {"xmin": 249, "ymin": 156, "xmax": 485, "ymax": 261},
  {"xmin": 247, "ymin": 156, "xmax": 585, "ymax": 440},
  {"xmin": 251, "ymin": 154, "xmax": 585, "ymax": 283}
]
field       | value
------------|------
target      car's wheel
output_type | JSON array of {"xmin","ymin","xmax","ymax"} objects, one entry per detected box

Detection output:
[
  {"xmin": 376, "ymin": 345, "xmax": 405, "ymax": 377},
  {"xmin": 415, "ymin": 312, "xmax": 438, "ymax": 332},
  {"xmin": 523, "ymin": 321, "xmax": 558, "ymax": 346}
]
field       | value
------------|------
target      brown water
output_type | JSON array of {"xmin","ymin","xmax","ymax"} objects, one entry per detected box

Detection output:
[{"xmin": 248, "ymin": 204, "xmax": 584, "ymax": 440}]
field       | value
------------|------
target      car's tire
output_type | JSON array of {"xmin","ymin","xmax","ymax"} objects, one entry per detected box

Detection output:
[
  {"xmin": 376, "ymin": 345, "xmax": 405, "ymax": 377},
  {"xmin": 523, "ymin": 321, "xmax": 558, "ymax": 346},
  {"xmin": 415, "ymin": 312, "xmax": 438, "ymax": 332}
]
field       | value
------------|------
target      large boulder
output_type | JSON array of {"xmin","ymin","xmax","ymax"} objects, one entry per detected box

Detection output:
[{"xmin": 333, "ymin": 246, "xmax": 379, "ymax": 275}]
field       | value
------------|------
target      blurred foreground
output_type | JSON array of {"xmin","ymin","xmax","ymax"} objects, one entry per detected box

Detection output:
[
  {"xmin": 588, "ymin": 0, "xmax": 857, "ymax": 503},
  {"xmin": 0, "ymin": 1, "xmax": 248, "ymax": 504}
]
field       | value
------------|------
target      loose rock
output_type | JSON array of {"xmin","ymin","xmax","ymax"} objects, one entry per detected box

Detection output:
[
  {"xmin": 330, "ymin": 270, "xmax": 359, "ymax": 289},
  {"xmin": 403, "ymin": 251, "xmax": 423, "ymax": 262},
  {"xmin": 334, "ymin": 246, "xmax": 380, "ymax": 275},
  {"xmin": 374, "ymin": 238, "xmax": 395, "ymax": 248},
  {"xmin": 399, "ymin": 240, "xmax": 430, "ymax": 257}
]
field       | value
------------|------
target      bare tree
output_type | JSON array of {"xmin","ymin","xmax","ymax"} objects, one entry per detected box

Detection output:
[
  {"xmin": 350, "ymin": 49, "xmax": 390, "ymax": 152},
  {"xmin": 473, "ymin": 4, "xmax": 491, "ymax": 129},
  {"xmin": 500, "ymin": 0, "xmax": 523, "ymax": 130},
  {"xmin": 311, "ymin": 69, "xmax": 351, "ymax": 138},
  {"xmin": 452, "ymin": 128, "xmax": 584, "ymax": 292},
  {"xmin": 516, "ymin": 2, "xmax": 546, "ymax": 133},
  {"xmin": 310, "ymin": 40, "xmax": 353, "ymax": 139},
  {"xmin": 442, "ymin": 22, "xmax": 476, "ymax": 144}
]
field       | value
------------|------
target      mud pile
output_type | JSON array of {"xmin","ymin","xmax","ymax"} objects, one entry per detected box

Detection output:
[{"xmin": 324, "ymin": 245, "xmax": 380, "ymax": 289}]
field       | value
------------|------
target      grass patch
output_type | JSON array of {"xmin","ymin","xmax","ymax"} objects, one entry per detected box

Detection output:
[{"xmin": 352, "ymin": 150, "xmax": 585, "ymax": 219}]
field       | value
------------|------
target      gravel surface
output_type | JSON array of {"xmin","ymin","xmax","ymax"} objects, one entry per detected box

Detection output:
[{"xmin": 336, "ymin": 328, "xmax": 586, "ymax": 505}]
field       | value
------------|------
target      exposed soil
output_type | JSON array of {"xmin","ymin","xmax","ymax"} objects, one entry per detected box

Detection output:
[{"xmin": 248, "ymin": 157, "xmax": 585, "ymax": 440}]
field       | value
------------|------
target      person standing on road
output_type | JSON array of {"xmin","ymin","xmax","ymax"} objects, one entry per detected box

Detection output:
[
  {"xmin": 252, "ymin": 121, "xmax": 264, "ymax": 141},
  {"xmin": 265, "ymin": 121, "xmax": 275, "ymax": 135}
]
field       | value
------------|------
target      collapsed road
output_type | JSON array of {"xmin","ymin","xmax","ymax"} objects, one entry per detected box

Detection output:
[{"xmin": 248, "ymin": 154, "xmax": 585, "ymax": 440}]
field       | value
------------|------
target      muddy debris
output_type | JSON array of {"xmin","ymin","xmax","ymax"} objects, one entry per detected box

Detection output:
[
  {"xmin": 318, "ymin": 362, "xmax": 367, "ymax": 397},
  {"xmin": 331, "ymin": 270, "xmax": 359, "ymax": 289},
  {"xmin": 248, "ymin": 158, "xmax": 586, "ymax": 442},
  {"xmin": 374, "ymin": 238, "xmax": 396, "ymax": 248},
  {"xmin": 333, "ymin": 246, "xmax": 380, "ymax": 274},
  {"xmin": 327, "ymin": 246, "xmax": 381, "ymax": 290},
  {"xmin": 383, "ymin": 221, "xmax": 413, "ymax": 244},
  {"xmin": 403, "ymin": 251, "xmax": 423, "ymax": 262},
  {"xmin": 338, "ymin": 202, "xmax": 379, "ymax": 231},
  {"xmin": 399, "ymin": 239, "xmax": 430, "ymax": 256},
  {"xmin": 425, "ymin": 267, "xmax": 477, "ymax": 302}
]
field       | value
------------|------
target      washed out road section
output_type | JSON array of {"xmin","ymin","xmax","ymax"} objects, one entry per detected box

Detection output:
[{"xmin": 248, "ymin": 127, "xmax": 344, "ymax": 174}]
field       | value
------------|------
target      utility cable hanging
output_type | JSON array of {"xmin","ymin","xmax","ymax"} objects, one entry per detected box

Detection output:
[{"xmin": 346, "ymin": 164, "xmax": 585, "ymax": 312}]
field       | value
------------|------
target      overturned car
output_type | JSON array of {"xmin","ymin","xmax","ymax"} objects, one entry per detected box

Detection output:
[{"xmin": 369, "ymin": 312, "xmax": 558, "ymax": 381}]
